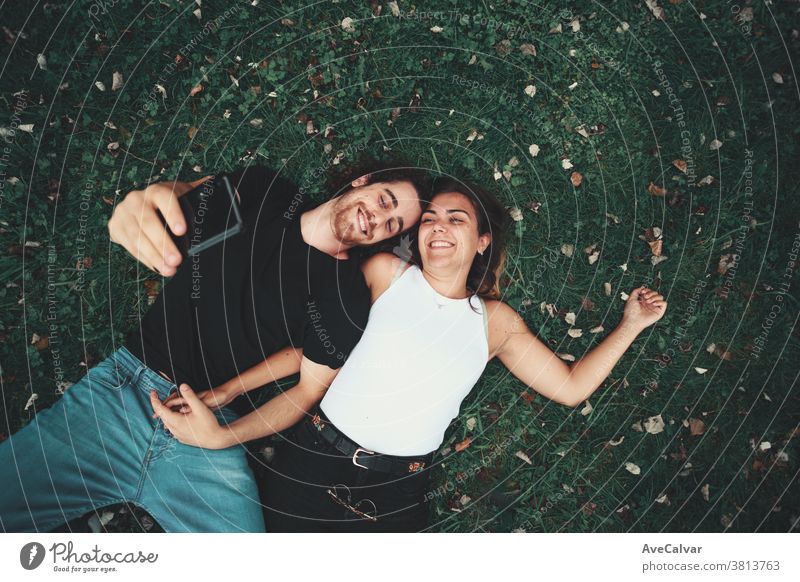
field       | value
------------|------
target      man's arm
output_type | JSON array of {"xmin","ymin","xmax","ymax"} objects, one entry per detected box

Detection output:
[
  {"xmin": 108, "ymin": 175, "xmax": 212, "ymax": 275},
  {"xmin": 150, "ymin": 356, "xmax": 339, "ymax": 449}
]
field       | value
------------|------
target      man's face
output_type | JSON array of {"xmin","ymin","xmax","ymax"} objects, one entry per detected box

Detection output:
[{"xmin": 330, "ymin": 180, "xmax": 423, "ymax": 246}]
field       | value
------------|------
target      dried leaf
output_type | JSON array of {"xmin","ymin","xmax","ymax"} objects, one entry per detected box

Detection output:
[
  {"xmin": 643, "ymin": 414, "xmax": 665, "ymax": 434},
  {"xmin": 561, "ymin": 243, "xmax": 574, "ymax": 257},
  {"xmin": 24, "ymin": 393, "xmax": 38, "ymax": 411},
  {"xmin": 688, "ymin": 418, "xmax": 706, "ymax": 435},
  {"xmin": 647, "ymin": 181, "xmax": 667, "ymax": 196},
  {"xmin": 515, "ymin": 450, "xmax": 532, "ymax": 465},
  {"xmin": 648, "ymin": 239, "xmax": 663, "ymax": 256},
  {"xmin": 340, "ymin": 17, "xmax": 356, "ymax": 33},
  {"xmin": 701, "ymin": 483, "xmax": 710, "ymax": 501},
  {"xmin": 570, "ymin": 171, "xmax": 583, "ymax": 187},
  {"xmin": 519, "ymin": 43, "xmax": 536, "ymax": 56},
  {"xmin": 112, "ymin": 71, "xmax": 124, "ymax": 91},
  {"xmin": 189, "ymin": 84, "xmax": 204, "ymax": 97},
  {"xmin": 624, "ymin": 462, "xmax": 641, "ymax": 475},
  {"xmin": 561, "ymin": 158, "xmax": 573, "ymax": 170},
  {"xmin": 608, "ymin": 436, "xmax": 625, "ymax": 446},
  {"xmin": 645, "ymin": 0, "xmax": 665, "ymax": 21},
  {"xmin": 672, "ymin": 159, "xmax": 687, "ymax": 173},
  {"xmin": 466, "ymin": 417, "xmax": 477, "ymax": 431},
  {"xmin": 529, "ymin": 144, "xmax": 540, "ymax": 157},
  {"xmin": 455, "ymin": 437, "xmax": 472, "ymax": 452},
  {"xmin": 580, "ymin": 400, "xmax": 593, "ymax": 416},
  {"xmin": 567, "ymin": 328, "xmax": 583, "ymax": 338},
  {"xmin": 524, "ymin": 84, "xmax": 536, "ymax": 97},
  {"xmin": 565, "ymin": 312, "xmax": 576, "ymax": 325}
]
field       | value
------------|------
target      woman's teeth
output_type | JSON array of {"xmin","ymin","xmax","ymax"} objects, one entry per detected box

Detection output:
[
  {"xmin": 430, "ymin": 241, "xmax": 454, "ymax": 248},
  {"xmin": 358, "ymin": 210, "xmax": 368, "ymax": 235}
]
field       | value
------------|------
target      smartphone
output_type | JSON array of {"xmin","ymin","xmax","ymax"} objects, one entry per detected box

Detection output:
[{"xmin": 161, "ymin": 174, "xmax": 245, "ymax": 257}]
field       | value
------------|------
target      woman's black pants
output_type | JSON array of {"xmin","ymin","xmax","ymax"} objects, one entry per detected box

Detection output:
[{"xmin": 259, "ymin": 414, "xmax": 432, "ymax": 532}]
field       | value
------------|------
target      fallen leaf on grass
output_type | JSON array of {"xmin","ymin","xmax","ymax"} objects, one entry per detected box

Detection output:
[
  {"xmin": 455, "ymin": 437, "xmax": 472, "ymax": 452},
  {"xmin": 643, "ymin": 414, "xmax": 665, "ymax": 434},
  {"xmin": 570, "ymin": 171, "xmax": 583, "ymax": 187},
  {"xmin": 515, "ymin": 451, "xmax": 532, "ymax": 465},
  {"xmin": 624, "ymin": 462, "xmax": 641, "ymax": 475},
  {"xmin": 688, "ymin": 418, "xmax": 706, "ymax": 435},
  {"xmin": 647, "ymin": 182, "xmax": 667, "ymax": 196},
  {"xmin": 24, "ymin": 393, "xmax": 38, "ymax": 411}
]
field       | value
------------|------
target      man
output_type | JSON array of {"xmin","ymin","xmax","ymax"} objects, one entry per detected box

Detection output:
[{"xmin": 0, "ymin": 161, "xmax": 428, "ymax": 533}]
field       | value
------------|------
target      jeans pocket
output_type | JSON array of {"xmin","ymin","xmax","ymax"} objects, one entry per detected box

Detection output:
[{"xmin": 85, "ymin": 359, "xmax": 134, "ymax": 392}]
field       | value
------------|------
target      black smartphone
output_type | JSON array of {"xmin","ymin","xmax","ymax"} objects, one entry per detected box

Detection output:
[{"xmin": 160, "ymin": 174, "xmax": 245, "ymax": 258}]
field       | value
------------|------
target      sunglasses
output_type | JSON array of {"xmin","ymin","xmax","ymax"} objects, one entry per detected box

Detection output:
[{"xmin": 327, "ymin": 483, "xmax": 378, "ymax": 522}]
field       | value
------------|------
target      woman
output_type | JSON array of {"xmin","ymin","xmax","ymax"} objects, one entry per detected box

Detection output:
[{"xmin": 154, "ymin": 177, "xmax": 667, "ymax": 532}]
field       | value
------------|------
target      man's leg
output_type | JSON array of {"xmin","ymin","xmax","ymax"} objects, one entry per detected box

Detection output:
[
  {"xmin": 0, "ymin": 349, "xmax": 152, "ymax": 532},
  {"xmin": 139, "ymin": 407, "xmax": 265, "ymax": 533}
]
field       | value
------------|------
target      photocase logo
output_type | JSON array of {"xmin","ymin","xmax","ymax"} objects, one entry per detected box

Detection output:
[{"xmin": 20, "ymin": 542, "xmax": 46, "ymax": 570}]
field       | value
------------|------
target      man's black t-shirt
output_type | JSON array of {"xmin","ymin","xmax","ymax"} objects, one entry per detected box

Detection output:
[{"xmin": 124, "ymin": 165, "xmax": 370, "ymax": 415}]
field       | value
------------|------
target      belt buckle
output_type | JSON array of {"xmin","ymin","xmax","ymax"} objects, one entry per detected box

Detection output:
[{"xmin": 352, "ymin": 447, "xmax": 375, "ymax": 469}]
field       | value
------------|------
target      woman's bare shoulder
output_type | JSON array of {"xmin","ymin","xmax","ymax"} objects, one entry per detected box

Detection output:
[{"xmin": 361, "ymin": 252, "xmax": 410, "ymax": 291}]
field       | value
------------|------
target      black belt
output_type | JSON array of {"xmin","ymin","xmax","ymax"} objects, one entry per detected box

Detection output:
[{"xmin": 308, "ymin": 409, "xmax": 433, "ymax": 477}]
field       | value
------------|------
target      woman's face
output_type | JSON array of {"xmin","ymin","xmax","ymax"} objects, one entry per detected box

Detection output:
[{"xmin": 417, "ymin": 192, "xmax": 491, "ymax": 271}]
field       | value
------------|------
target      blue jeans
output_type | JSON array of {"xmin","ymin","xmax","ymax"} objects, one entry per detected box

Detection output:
[{"xmin": 0, "ymin": 347, "xmax": 265, "ymax": 533}]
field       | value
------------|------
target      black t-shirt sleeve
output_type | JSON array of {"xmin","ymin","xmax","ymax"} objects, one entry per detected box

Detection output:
[{"xmin": 302, "ymin": 284, "xmax": 369, "ymax": 370}]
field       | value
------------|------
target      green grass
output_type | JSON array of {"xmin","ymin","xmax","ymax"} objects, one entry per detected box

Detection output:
[{"xmin": 1, "ymin": 0, "xmax": 798, "ymax": 532}]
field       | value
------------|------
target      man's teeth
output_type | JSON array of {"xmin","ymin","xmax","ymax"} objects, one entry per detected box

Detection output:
[{"xmin": 430, "ymin": 241, "xmax": 454, "ymax": 248}]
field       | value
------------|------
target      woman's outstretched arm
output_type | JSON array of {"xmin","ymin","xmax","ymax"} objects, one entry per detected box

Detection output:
[{"xmin": 488, "ymin": 286, "xmax": 667, "ymax": 407}]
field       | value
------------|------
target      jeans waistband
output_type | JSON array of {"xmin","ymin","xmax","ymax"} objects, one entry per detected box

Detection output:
[
  {"xmin": 109, "ymin": 347, "xmax": 241, "ymax": 424},
  {"xmin": 110, "ymin": 346, "xmax": 177, "ymax": 395}
]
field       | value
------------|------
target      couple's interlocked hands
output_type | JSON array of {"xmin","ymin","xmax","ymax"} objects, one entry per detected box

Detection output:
[{"xmin": 149, "ymin": 384, "xmax": 237, "ymax": 449}]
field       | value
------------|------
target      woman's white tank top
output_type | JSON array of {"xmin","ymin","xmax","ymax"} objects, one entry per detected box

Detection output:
[{"xmin": 319, "ymin": 264, "xmax": 489, "ymax": 456}]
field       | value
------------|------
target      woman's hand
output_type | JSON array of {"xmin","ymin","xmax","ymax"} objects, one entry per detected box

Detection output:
[
  {"xmin": 149, "ymin": 384, "xmax": 232, "ymax": 449},
  {"xmin": 163, "ymin": 383, "xmax": 238, "ymax": 412},
  {"xmin": 622, "ymin": 286, "xmax": 668, "ymax": 331}
]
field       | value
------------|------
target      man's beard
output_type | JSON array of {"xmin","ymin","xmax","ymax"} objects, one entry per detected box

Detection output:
[{"xmin": 331, "ymin": 196, "xmax": 367, "ymax": 246}]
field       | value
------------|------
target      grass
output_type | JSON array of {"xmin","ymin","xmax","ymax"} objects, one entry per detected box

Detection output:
[{"xmin": 0, "ymin": 0, "xmax": 798, "ymax": 532}]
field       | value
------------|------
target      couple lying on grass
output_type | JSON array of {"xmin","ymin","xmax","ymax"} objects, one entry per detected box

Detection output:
[{"xmin": 0, "ymin": 159, "xmax": 666, "ymax": 532}]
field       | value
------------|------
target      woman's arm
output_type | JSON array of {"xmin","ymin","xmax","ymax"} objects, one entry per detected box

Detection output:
[
  {"xmin": 150, "ymin": 356, "xmax": 339, "ymax": 449},
  {"xmin": 163, "ymin": 346, "xmax": 303, "ymax": 411},
  {"xmin": 489, "ymin": 286, "xmax": 667, "ymax": 407}
]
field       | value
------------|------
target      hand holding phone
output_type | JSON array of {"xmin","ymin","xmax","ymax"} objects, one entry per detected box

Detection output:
[{"xmin": 162, "ymin": 174, "xmax": 245, "ymax": 259}]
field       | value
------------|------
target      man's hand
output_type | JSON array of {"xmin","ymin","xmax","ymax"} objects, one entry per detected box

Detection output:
[
  {"xmin": 108, "ymin": 176, "xmax": 211, "ymax": 276},
  {"xmin": 622, "ymin": 286, "xmax": 668, "ymax": 331},
  {"xmin": 149, "ymin": 384, "xmax": 233, "ymax": 449},
  {"xmin": 163, "ymin": 383, "xmax": 239, "ymax": 412}
]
